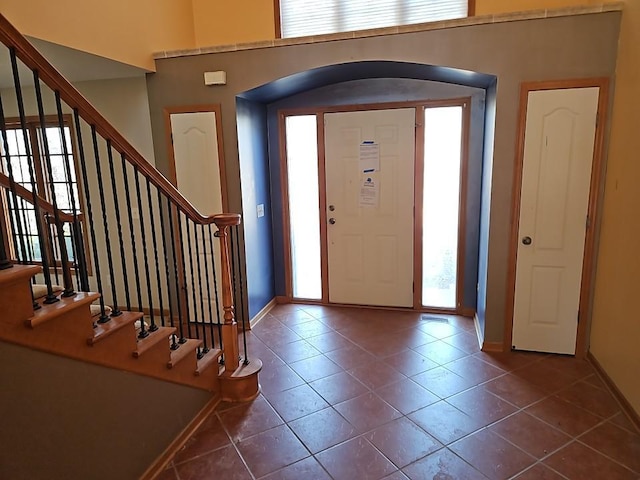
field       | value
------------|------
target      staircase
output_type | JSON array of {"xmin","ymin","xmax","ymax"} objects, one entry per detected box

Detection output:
[
  {"xmin": 0, "ymin": 12, "xmax": 261, "ymax": 480},
  {"xmin": 0, "ymin": 263, "xmax": 223, "ymax": 391}
]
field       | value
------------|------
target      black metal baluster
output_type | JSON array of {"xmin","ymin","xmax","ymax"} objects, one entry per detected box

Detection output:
[
  {"xmin": 120, "ymin": 157, "xmax": 146, "ymax": 337},
  {"xmin": 208, "ymin": 224, "xmax": 223, "ymax": 356},
  {"xmin": 185, "ymin": 219, "xmax": 200, "ymax": 351},
  {"xmin": 133, "ymin": 166, "xmax": 155, "ymax": 331},
  {"xmin": 0, "ymin": 212, "xmax": 10, "ymax": 269},
  {"xmin": 0, "ymin": 93, "xmax": 27, "ymax": 265},
  {"xmin": 89, "ymin": 133, "xmax": 121, "ymax": 316},
  {"xmin": 55, "ymin": 92, "xmax": 82, "ymax": 294},
  {"xmin": 100, "ymin": 147, "xmax": 124, "ymax": 311},
  {"xmin": 168, "ymin": 202, "xmax": 185, "ymax": 344},
  {"xmin": 13, "ymin": 151, "xmax": 35, "ymax": 269},
  {"xmin": 177, "ymin": 212, "xmax": 192, "ymax": 342},
  {"xmin": 45, "ymin": 215, "xmax": 60, "ymax": 287},
  {"xmin": 19, "ymin": 198, "xmax": 34, "ymax": 263},
  {"xmin": 10, "ymin": 48, "xmax": 57, "ymax": 303},
  {"xmin": 13, "ymin": 148, "xmax": 34, "ymax": 266},
  {"xmin": 107, "ymin": 152, "xmax": 130, "ymax": 310},
  {"xmin": 193, "ymin": 223, "xmax": 208, "ymax": 355},
  {"xmin": 72, "ymin": 218, "xmax": 89, "ymax": 291},
  {"xmin": 158, "ymin": 192, "xmax": 178, "ymax": 350},
  {"xmin": 73, "ymin": 110, "xmax": 107, "ymax": 322},
  {"xmin": 145, "ymin": 179, "xmax": 165, "ymax": 326},
  {"xmin": 201, "ymin": 224, "xmax": 216, "ymax": 352},
  {"xmin": 33, "ymin": 72, "xmax": 74, "ymax": 297},
  {"xmin": 230, "ymin": 226, "xmax": 249, "ymax": 365},
  {"xmin": 1, "ymin": 191, "xmax": 20, "ymax": 264}
]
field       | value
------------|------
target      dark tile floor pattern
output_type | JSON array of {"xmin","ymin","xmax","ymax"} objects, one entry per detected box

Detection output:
[{"xmin": 157, "ymin": 304, "xmax": 640, "ymax": 480}]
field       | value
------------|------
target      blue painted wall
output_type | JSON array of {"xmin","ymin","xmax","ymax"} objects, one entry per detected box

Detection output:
[
  {"xmin": 476, "ymin": 81, "xmax": 497, "ymax": 338},
  {"xmin": 236, "ymin": 97, "xmax": 275, "ymax": 319}
]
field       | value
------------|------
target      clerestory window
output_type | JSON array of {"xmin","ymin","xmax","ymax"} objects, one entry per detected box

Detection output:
[{"xmin": 277, "ymin": 0, "xmax": 472, "ymax": 38}]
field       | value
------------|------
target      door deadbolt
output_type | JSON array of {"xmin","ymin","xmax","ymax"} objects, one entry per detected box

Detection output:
[
  {"xmin": 329, "ymin": 218, "xmax": 336, "ymax": 225},
  {"xmin": 329, "ymin": 205, "xmax": 335, "ymax": 211}
]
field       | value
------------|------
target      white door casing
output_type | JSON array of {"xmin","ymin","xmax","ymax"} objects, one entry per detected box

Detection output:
[
  {"xmin": 324, "ymin": 108, "xmax": 415, "ymax": 307},
  {"xmin": 512, "ymin": 87, "xmax": 599, "ymax": 355},
  {"xmin": 170, "ymin": 111, "xmax": 224, "ymax": 322}
]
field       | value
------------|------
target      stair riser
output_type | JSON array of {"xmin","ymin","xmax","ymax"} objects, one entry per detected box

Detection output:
[
  {"xmin": 0, "ymin": 304, "xmax": 95, "ymax": 355},
  {"xmin": 134, "ymin": 334, "xmax": 172, "ymax": 364},
  {"xmin": 0, "ymin": 279, "xmax": 34, "ymax": 327},
  {"xmin": 169, "ymin": 347, "xmax": 199, "ymax": 373},
  {"xmin": 219, "ymin": 375, "xmax": 260, "ymax": 403},
  {"xmin": 89, "ymin": 323, "xmax": 139, "ymax": 358},
  {"xmin": 219, "ymin": 358, "xmax": 263, "ymax": 402}
]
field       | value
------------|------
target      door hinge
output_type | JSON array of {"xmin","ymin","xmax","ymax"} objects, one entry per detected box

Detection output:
[
  {"xmin": 577, "ymin": 310, "xmax": 580, "ymax": 324},
  {"xmin": 170, "ymin": 133, "xmax": 174, "ymax": 144},
  {"xmin": 596, "ymin": 113, "xmax": 600, "ymax": 128},
  {"xmin": 586, "ymin": 215, "xmax": 590, "ymax": 229}
]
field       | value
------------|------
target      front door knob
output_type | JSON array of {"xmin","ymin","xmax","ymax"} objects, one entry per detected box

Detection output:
[
  {"xmin": 329, "ymin": 218, "xmax": 336, "ymax": 225},
  {"xmin": 522, "ymin": 236, "xmax": 532, "ymax": 245}
]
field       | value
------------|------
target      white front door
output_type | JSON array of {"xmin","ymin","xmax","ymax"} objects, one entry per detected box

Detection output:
[
  {"xmin": 324, "ymin": 108, "xmax": 415, "ymax": 307},
  {"xmin": 512, "ymin": 87, "xmax": 599, "ymax": 355}
]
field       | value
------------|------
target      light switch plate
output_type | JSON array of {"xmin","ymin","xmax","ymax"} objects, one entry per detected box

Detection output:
[{"xmin": 257, "ymin": 204, "xmax": 265, "ymax": 218}]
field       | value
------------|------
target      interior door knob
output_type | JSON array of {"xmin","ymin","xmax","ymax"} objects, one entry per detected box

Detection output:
[
  {"xmin": 329, "ymin": 218, "xmax": 336, "ymax": 225},
  {"xmin": 522, "ymin": 236, "xmax": 532, "ymax": 245}
]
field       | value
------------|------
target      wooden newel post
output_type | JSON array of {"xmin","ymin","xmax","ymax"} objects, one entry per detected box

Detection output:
[
  {"xmin": 213, "ymin": 213, "xmax": 241, "ymax": 373},
  {"xmin": 0, "ymin": 205, "xmax": 13, "ymax": 270}
]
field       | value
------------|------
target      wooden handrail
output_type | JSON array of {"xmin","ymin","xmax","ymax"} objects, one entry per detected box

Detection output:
[
  {"xmin": 0, "ymin": 13, "xmax": 222, "ymax": 226},
  {"xmin": 0, "ymin": 172, "xmax": 77, "ymax": 223}
]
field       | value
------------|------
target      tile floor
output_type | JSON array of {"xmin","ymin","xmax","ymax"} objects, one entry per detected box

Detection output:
[{"xmin": 157, "ymin": 304, "xmax": 640, "ymax": 480}]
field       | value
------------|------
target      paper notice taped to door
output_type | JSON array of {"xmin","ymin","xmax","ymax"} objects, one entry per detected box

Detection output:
[
  {"xmin": 359, "ymin": 177, "xmax": 379, "ymax": 207},
  {"xmin": 360, "ymin": 142, "xmax": 380, "ymax": 173}
]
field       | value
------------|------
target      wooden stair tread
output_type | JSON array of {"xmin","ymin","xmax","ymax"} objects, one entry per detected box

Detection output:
[
  {"xmin": 196, "ymin": 348, "xmax": 222, "ymax": 376},
  {"xmin": 134, "ymin": 326, "xmax": 177, "ymax": 358},
  {"xmin": 27, "ymin": 292, "xmax": 101, "ymax": 328},
  {"xmin": 0, "ymin": 264, "xmax": 41, "ymax": 286},
  {"xmin": 168, "ymin": 339, "xmax": 203, "ymax": 369},
  {"xmin": 88, "ymin": 310, "xmax": 142, "ymax": 345},
  {"xmin": 227, "ymin": 357, "xmax": 263, "ymax": 378}
]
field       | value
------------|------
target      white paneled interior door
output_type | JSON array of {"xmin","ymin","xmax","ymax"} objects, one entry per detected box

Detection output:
[
  {"xmin": 512, "ymin": 87, "xmax": 599, "ymax": 355},
  {"xmin": 170, "ymin": 111, "xmax": 224, "ymax": 322}
]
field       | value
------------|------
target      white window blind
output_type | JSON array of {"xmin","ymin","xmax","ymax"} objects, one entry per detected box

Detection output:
[{"xmin": 280, "ymin": 0, "xmax": 468, "ymax": 38}]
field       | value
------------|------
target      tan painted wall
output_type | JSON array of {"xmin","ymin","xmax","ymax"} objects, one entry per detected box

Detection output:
[
  {"xmin": 589, "ymin": 0, "xmax": 640, "ymax": 414},
  {"xmin": 475, "ymin": 0, "xmax": 618, "ymax": 14},
  {"xmin": 0, "ymin": 0, "xmax": 196, "ymax": 70},
  {"xmin": 0, "ymin": 0, "xmax": 621, "ymax": 69},
  {"xmin": 192, "ymin": 0, "xmax": 275, "ymax": 47}
]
